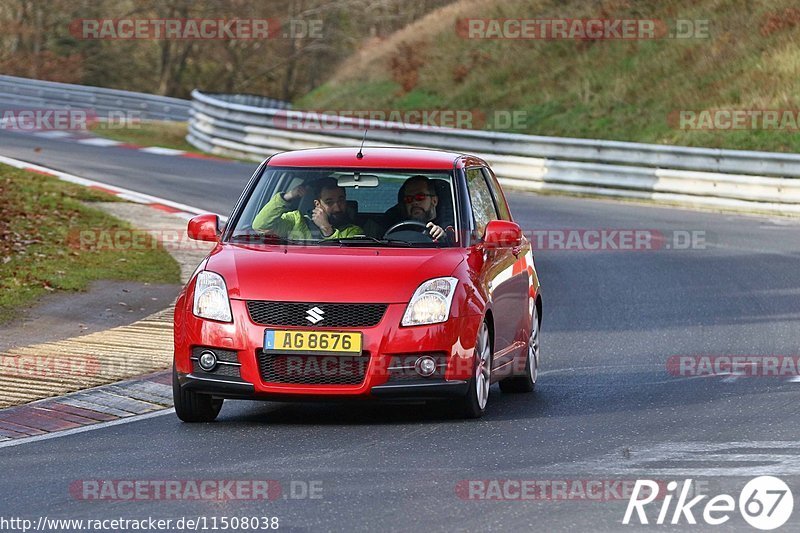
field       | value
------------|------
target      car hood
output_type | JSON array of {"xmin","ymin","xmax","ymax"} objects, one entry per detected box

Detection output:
[{"xmin": 205, "ymin": 244, "xmax": 466, "ymax": 304}]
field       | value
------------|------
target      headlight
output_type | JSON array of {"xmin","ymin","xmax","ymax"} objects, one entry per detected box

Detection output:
[
  {"xmin": 192, "ymin": 271, "xmax": 232, "ymax": 322},
  {"xmin": 402, "ymin": 277, "xmax": 458, "ymax": 326}
]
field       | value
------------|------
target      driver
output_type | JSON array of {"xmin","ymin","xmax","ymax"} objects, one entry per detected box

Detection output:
[
  {"xmin": 253, "ymin": 177, "xmax": 363, "ymax": 239},
  {"xmin": 398, "ymin": 175, "xmax": 453, "ymax": 242}
]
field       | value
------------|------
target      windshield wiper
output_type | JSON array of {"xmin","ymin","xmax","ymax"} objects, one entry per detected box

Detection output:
[{"xmin": 319, "ymin": 236, "xmax": 413, "ymax": 247}]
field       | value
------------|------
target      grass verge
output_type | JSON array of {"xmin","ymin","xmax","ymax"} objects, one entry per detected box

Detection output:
[{"xmin": 0, "ymin": 164, "xmax": 181, "ymax": 324}]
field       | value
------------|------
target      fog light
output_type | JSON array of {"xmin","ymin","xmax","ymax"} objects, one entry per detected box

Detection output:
[
  {"xmin": 415, "ymin": 356, "xmax": 437, "ymax": 377},
  {"xmin": 198, "ymin": 350, "xmax": 218, "ymax": 371}
]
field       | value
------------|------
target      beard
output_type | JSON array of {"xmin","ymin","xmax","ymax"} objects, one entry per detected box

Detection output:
[
  {"xmin": 408, "ymin": 205, "xmax": 434, "ymax": 223},
  {"xmin": 328, "ymin": 210, "xmax": 350, "ymax": 228}
]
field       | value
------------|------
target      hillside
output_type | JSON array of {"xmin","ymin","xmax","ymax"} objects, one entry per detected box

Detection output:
[{"xmin": 296, "ymin": 0, "xmax": 800, "ymax": 153}]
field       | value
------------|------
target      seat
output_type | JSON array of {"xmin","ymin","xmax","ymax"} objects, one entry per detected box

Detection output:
[
  {"xmin": 346, "ymin": 200, "xmax": 358, "ymax": 221},
  {"xmin": 430, "ymin": 178, "xmax": 455, "ymax": 228}
]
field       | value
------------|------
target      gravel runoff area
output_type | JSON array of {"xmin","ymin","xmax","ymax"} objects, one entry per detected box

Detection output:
[{"xmin": 0, "ymin": 201, "xmax": 214, "ymax": 408}]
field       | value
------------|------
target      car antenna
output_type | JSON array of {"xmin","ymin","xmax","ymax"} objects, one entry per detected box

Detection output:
[{"xmin": 356, "ymin": 129, "xmax": 367, "ymax": 159}]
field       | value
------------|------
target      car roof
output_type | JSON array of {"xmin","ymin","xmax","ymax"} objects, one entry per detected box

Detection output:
[{"xmin": 266, "ymin": 147, "xmax": 486, "ymax": 170}]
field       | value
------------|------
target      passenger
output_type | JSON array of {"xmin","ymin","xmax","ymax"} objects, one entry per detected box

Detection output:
[{"xmin": 253, "ymin": 177, "xmax": 363, "ymax": 239}]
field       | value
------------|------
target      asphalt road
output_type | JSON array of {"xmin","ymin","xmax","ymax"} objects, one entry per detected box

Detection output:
[{"xmin": 2, "ymin": 127, "xmax": 800, "ymax": 532}]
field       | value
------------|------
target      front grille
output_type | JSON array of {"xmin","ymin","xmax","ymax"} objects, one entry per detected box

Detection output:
[
  {"xmin": 246, "ymin": 301, "xmax": 387, "ymax": 328},
  {"xmin": 257, "ymin": 350, "xmax": 370, "ymax": 385}
]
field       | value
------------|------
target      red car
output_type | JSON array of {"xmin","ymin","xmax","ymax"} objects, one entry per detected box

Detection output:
[{"xmin": 173, "ymin": 147, "xmax": 541, "ymax": 421}]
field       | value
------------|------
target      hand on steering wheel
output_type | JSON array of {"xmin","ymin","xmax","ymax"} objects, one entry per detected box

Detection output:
[
  {"xmin": 383, "ymin": 220, "xmax": 434, "ymax": 241},
  {"xmin": 426, "ymin": 222, "xmax": 445, "ymax": 241}
]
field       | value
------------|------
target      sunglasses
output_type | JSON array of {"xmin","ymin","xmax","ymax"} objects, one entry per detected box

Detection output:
[{"xmin": 403, "ymin": 193, "xmax": 435, "ymax": 203}]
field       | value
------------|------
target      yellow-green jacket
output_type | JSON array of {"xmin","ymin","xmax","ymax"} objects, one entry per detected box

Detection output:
[{"xmin": 252, "ymin": 193, "xmax": 363, "ymax": 240}]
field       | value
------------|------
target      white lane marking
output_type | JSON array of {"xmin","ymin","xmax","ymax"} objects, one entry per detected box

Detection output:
[
  {"xmin": 721, "ymin": 372, "xmax": 746, "ymax": 383},
  {"xmin": 115, "ymin": 192, "xmax": 154, "ymax": 204},
  {"xmin": 0, "ymin": 409, "xmax": 173, "ymax": 449},
  {"xmin": 77, "ymin": 137, "xmax": 122, "ymax": 146},
  {"xmin": 542, "ymin": 441, "xmax": 800, "ymax": 477},
  {"xmin": 139, "ymin": 146, "xmax": 186, "ymax": 156},
  {"xmin": 32, "ymin": 130, "xmax": 73, "ymax": 138},
  {"xmin": 0, "ymin": 154, "xmax": 227, "ymax": 221}
]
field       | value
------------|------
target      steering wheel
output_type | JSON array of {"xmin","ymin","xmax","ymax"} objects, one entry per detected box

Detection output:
[{"xmin": 383, "ymin": 220, "xmax": 433, "ymax": 240}]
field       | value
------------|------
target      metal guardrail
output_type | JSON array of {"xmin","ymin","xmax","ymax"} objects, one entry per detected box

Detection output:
[
  {"xmin": 202, "ymin": 93, "xmax": 291, "ymax": 110},
  {"xmin": 187, "ymin": 90, "xmax": 800, "ymax": 216},
  {"xmin": 0, "ymin": 75, "xmax": 191, "ymax": 121}
]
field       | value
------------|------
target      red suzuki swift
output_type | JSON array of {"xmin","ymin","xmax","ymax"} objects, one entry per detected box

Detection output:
[{"xmin": 173, "ymin": 147, "xmax": 541, "ymax": 421}]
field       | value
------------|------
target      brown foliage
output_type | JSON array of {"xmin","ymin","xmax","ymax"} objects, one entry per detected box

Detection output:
[
  {"xmin": 0, "ymin": 51, "xmax": 84, "ymax": 83},
  {"xmin": 390, "ymin": 41, "xmax": 427, "ymax": 93},
  {"xmin": 760, "ymin": 8, "xmax": 800, "ymax": 37},
  {"xmin": 452, "ymin": 64, "xmax": 469, "ymax": 84},
  {"xmin": 0, "ymin": 0, "xmax": 453, "ymax": 100}
]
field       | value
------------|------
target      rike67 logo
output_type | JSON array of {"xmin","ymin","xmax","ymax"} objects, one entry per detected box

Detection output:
[{"xmin": 623, "ymin": 477, "xmax": 793, "ymax": 530}]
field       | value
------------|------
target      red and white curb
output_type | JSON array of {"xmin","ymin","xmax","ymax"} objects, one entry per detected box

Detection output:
[
  {"xmin": 0, "ymin": 371, "xmax": 174, "ymax": 448},
  {"xmin": 0, "ymin": 154, "xmax": 226, "ymax": 222},
  {"xmin": 0, "ymin": 156, "xmax": 227, "ymax": 443}
]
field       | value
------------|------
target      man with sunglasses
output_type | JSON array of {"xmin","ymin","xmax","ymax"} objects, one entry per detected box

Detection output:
[{"xmin": 399, "ymin": 175, "xmax": 453, "ymax": 242}]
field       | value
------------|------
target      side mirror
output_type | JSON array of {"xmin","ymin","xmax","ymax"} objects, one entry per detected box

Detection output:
[
  {"xmin": 187, "ymin": 214, "xmax": 220, "ymax": 242},
  {"xmin": 483, "ymin": 220, "xmax": 522, "ymax": 248}
]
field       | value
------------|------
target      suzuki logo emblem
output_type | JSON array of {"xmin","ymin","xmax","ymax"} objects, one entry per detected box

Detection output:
[{"xmin": 306, "ymin": 306, "xmax": 324, "ymax": 324}]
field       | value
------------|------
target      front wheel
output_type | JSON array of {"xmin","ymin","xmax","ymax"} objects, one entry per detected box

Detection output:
[
  {"xmin": 459, "ymin": 320, "xmax": 492, "ymax": 419},
  {"xmin": 172, "ymin": 367, "xmax": 223, "ymax": 422}
]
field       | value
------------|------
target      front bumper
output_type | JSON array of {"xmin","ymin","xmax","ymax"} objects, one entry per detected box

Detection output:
[
  {"xmin": 177, "ymin": 372, "xmax": 469, "ymax": 401},
  {"xmin": 174, "ymin": 298, "xmax": 482, "ymax": 401}
]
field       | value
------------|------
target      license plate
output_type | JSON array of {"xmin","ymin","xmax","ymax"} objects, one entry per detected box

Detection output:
[{"xmin": 263, "ymin": 330, "xmax": 362, "ymax": 355}]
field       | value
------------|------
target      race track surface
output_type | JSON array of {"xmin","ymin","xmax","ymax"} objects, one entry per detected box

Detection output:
[{"xmin": 2, "ymin": 127, "xmax": 799, "ymax": 531}]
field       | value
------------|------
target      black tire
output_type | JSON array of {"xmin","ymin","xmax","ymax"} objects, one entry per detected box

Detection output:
[
  {"xmin": 459, "ymin": 320, "xmax": 492, "ymax": 419},
  {"xmin": 172, "ymin": 367, "xmax": 223, "ymax": 423},
  {"xmin": 499, "ymin": 305, "xmax": 539, "ymax": 394}
]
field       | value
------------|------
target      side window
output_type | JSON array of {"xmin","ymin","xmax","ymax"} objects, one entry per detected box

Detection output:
[
  {"xmin": 481, "ymin": 167, "xmax": 511, "ymax": 221},
  {"xmin": 465, "ymin": 167, "xmax": 499, "ymax": 237}
]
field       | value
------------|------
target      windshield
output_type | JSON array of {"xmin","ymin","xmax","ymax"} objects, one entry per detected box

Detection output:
[{"xmin": 228, "ymin": 167, "xmax": 458, "ymax": 247}]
